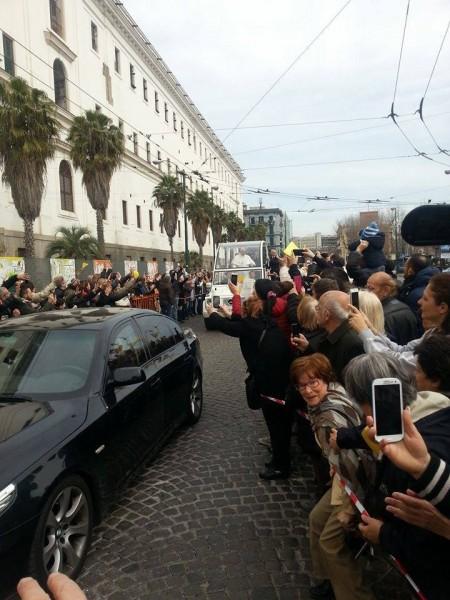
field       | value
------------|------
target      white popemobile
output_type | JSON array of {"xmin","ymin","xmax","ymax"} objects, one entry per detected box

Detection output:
[{"xmin": 203, "ymin": 241, "xmax": 270, "ymax": 320}]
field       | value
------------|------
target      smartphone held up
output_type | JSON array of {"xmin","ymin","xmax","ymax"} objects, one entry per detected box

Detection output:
[
  {"xmin": 372, "ymin": 378, "xmax": 404, "ymax": 443},
  {"xmin": 350, "ymin": 288, "xmax": 359, "ymax": 310}
]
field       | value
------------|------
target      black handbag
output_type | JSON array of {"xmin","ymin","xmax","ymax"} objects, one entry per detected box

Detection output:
[
  {"xmin": 245, "ymin": 374, "xmax": 262, "ymax": 410},
  {"xmin": 244, "ymin": 328, "xmax": 267, "ymax": 410}
]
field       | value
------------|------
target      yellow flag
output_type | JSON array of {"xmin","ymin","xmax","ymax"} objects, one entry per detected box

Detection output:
[
  {"xmin": 81, "ymin": 261, "xmax": 88, "ymax": 269},
  {"xmin": 283, "ymin": 241, "xmax": 299, "ymax": 257}
]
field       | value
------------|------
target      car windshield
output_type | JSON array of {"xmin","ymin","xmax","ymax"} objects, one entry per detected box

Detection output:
[
  {"xmin": 0, "ymin": 330, "xmax": 97, "ymax": 395},
  {"xmin": 215, "ymin": 244, "xmax": 262, "ymax": 269}
]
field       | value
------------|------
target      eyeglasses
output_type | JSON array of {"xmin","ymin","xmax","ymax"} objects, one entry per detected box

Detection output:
[{"xmin": 295, "ymin": 378, "xmax": 321, "ymax": 392}]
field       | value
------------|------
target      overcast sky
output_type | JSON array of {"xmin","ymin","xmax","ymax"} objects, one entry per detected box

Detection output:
[{"xmin": 125, "ymin": 0, "xmax": 450, "ymax": 236}]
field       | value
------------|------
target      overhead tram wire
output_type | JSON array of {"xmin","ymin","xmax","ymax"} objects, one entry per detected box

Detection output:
[
  {"xmin": 416, "ymin": 18, "xmax": 450, "ymax": 156},
  {"xmin": 387, "ymin": 1, "xmax": 450, "ymax": 167},
  {"xmin": 232, "ymin": 110, "xmax": 450, "ymax": 156},
  {"xmin": 241, "ymin": 153, "xmax": 420, "ymax": 171},
  {"xmin": 221, "ymin": 0, "xmax": 353, "ymax": 143}
]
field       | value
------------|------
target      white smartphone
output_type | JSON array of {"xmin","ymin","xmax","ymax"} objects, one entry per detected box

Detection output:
[
  {"xmin": 372, "ymin": 378, "xmax": 404, "ymax": 443},
  {"xmin": 350, "ymin": 288, "xmax": 359, "ymax": 309}
]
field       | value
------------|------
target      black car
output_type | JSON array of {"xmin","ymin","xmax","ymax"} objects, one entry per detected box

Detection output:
[{"xmin": 0, "ymin": 307, "xmax": 203, "ymax": 584}]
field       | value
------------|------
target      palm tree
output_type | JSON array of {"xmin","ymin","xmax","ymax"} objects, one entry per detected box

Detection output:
[
  {"xmin": 152, "ymin": 175, "xmax": 184, "ymax": 262},
  {"xmin": 179, "ymin": 250, "xmax": 202, "ymax": 269},
  {"xmin": 0, "ymin": 77, "xmax": 59, "ymax": 257},
  {"xmin": 186, "ymin": 190, "xmax": 212, "ymax": 264},
  {"xmin": 208, "ymin": 203, "xmax": 226, "ymax": 258},
  {"xmin": 46, "ymin": 226, "xmax": 100, "ymax": 259},
  {"xmin": 68, "ymin": 110, "xmax": 124, "ymax": 257},
  {"xmin": 225, "ymin": 212, "xmax": 245, "ymax": 242}
]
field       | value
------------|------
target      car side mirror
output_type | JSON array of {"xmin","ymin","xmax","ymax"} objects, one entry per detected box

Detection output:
[{"xmin": 113, "ymin": 367, "xmax": 145, "ymax": 386}]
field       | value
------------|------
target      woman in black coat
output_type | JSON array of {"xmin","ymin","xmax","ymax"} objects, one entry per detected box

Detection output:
[{"xmin": 206, "ymin": 279, "xmax": 294, "ymax": 479}]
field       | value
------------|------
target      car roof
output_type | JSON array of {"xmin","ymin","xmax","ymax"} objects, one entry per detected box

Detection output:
[{"xmin": 0, "ymin": 307, "xmax": 161, "ymax": 331}]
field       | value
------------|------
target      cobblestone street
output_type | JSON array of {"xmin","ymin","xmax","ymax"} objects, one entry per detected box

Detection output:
[
  {"xmin": 77, "ymin": 317, "xmax": 409, "ymax": 600},
  {"xmin": 78, "ymin": 317, "xmax": 315, "ymax": 599}
]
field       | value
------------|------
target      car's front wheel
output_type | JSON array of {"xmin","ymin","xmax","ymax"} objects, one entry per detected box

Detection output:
[
  {"xmin": 29, "ymin": 475, "xmax": 93, "ymax": 584},
  {"xmin": 186, "ymin": 370, "xmax": 203, "ymax": 424}
]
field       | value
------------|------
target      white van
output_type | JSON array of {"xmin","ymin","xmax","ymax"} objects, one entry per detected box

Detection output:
[{"xmin": 203, "ymin": 241, "xmax": 269, "ymax": 318}]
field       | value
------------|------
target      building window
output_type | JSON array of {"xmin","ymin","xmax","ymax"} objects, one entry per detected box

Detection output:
[
  {"xmin": 95, "ymin": 103, "xmax": 101, "ymax": 112},
  {"xmin": 157, "ymin": 150, "xmax": 162, "ymax": 169},
  {"xmin": 159, "ymin": 214, "xmax": 164, "ymax": 234},
  {"xmin": 178, "ymin": 221, "xmax": 181, "ymax": 238},
  {"xmin": 114, "ymin": 47, "xmax": 121, "ymax": 73},
  {"xmin": 258, "ymin": 216, "xmax": 264, "ymax": 223},
  {"xmin": 91, "ymin": 22, "xmax": 98, "ymax": 51},
  {"xmin": 53, "ymin": 59, "xmax": 67, "ymax": 108},
  {"xmin": 143, "ymin": 78, "xmax": 148, "ymax": 101},
  {"xmin": 133, "ymin": 132, "xmax": 138, "ymax": 155},
  {"xmin": 146, "ymin": 142, "xmax": 151, "ymax": 162},
  {"xmin": 199, "ymin": 141, "xmax": 202, "ymax": 155},
  {"xmin": 49, "ymin": 0, "xmax": 64, "ymax": 37},
  {"xmin": 118, "ymin": 119, "xmax": 124, "ymax": 133},
  {"xmin": 154, "ymin": 90, "xmax": 159, "ymax": 112},
  {"xmin": 180, "ymin": 121, "xmax": 184, "ymax": 139},
  {"xmin": 149, "ymin": 210, "xmax": 153, "ymax": 231},
  {"xmin": 187, "ymin": 129, "xmax": 191, "ymax": 145},
  {"xmin": 59, "ymin": 160, "xmax": 73, "ymax": 212},
  {"xmin": 167, "ymin": 158, "xmax": 171, "ymax": 174},
  {"xmin": 130, "ymin": 63, "xmax": 136, "ymax": 89},
  {"xmin": 2, "ymin": 34, "xmax": 15, "ymax": 76},
  {"xmin": 136, "ymin": 205, "xmax": 141, "ymax": 229},
  {"xmin": 164, "ymin": 102, "xmax": 169, "ymax": 122},
  {"xmin": 122, "ymin": 200, "xmax": 128, "ymax": 225},
  {"xmin": 250, "ymin": 217, "xmax": 255, "ymax": 225},
  {"xmin": 173, "ymin": 112, "xmax": 177, "ymax": 131},
  {"xmin": 193, "ymin": 134, "xmax": 197, "ymax": 151}
]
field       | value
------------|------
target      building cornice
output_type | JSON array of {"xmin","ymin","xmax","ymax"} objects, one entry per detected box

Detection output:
[{"xmin": 93, "ymin": 0, "xmax": 244, "ymax": 182}]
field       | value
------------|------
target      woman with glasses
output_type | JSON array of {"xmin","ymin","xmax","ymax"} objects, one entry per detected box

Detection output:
[{"xmin": 290, "ymin": 353, "xmax": 375, "ymax": 600}]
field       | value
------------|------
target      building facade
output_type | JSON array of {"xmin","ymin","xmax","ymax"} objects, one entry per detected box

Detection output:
[
  {"xmin": 294, "ymin": 232, "xmax": 338, "ymax": 253},
  {"xmin": 0, "ymin": 0, "xmax": 244, "ymax": 264},
  {"xmin": 243, "ymin": 205, "xmax": 292, "ymax": 251}
]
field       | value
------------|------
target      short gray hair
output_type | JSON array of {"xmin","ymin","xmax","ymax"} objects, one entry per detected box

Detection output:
[{"xmin": 344, "ymin": 353, "xmax": 416, "ymax": 407}]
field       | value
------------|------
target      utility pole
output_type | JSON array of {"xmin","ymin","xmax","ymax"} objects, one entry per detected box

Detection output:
[{"xmin": 391, "ymin": 207, "xmax": 399, "ymax": 261}]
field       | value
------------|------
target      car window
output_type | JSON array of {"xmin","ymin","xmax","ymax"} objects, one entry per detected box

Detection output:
[
  {"xmin": 136, "ymin": 316, "xmax": 176, "ymax": 358},
  {"xmin": 107, "ymin": 322, "xmax": 146, "ymax": 370},
  {"xmin": 0, "ymin": 330, "xmax": 97, "ymax": 394}
]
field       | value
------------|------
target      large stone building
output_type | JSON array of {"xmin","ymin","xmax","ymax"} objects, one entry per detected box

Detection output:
[
  {"xmin": 243, "ymin": 204, "xmax": 292, "ymax": 251},
  {"xmin": 0, "ymin": 0, "xmax": 244, "ymax": 264}
]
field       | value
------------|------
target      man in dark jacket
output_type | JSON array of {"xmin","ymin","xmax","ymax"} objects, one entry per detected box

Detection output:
[
  {"xmin": 267, "ymin": 248, "xmax": 281, "ymax": 280},
  {"xmin": 367, "ymin": 272, "xmax": 418, "ymax": 344},
  {"xmin": 292, "ymin": 291, "xmax": 365, "ymax": 383}
]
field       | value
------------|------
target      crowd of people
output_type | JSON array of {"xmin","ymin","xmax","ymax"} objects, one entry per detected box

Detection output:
[
  {"xmin": 205, "ymin": 223, "xmax": 449, "ymax": 600},
  {"xmin": 4, "ymin": 223, "xmax": 450, "ymax": 600},
  {"xmin": 0, "ymin": 264, "xmax": 211, "ymax": 322}
]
